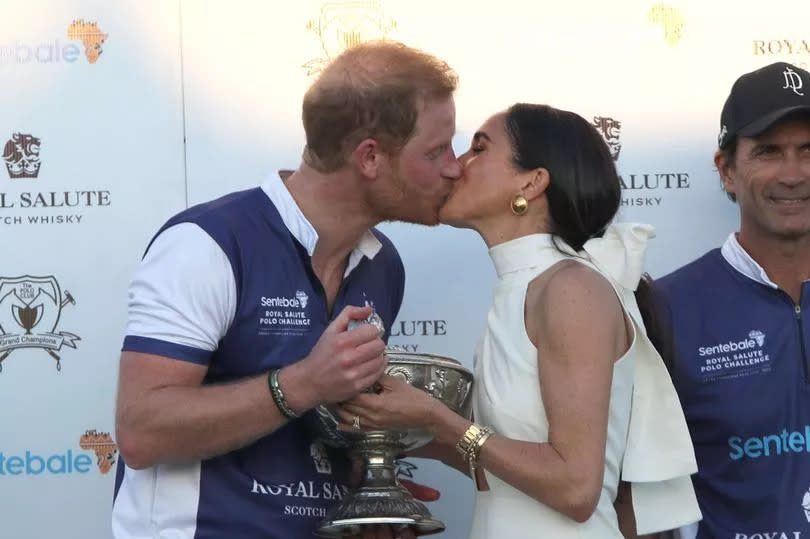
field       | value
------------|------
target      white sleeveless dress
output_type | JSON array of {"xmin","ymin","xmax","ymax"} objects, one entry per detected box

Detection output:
[{"xmin": 468, "ymin": 224, "xmax": 701, "ymax": 538}]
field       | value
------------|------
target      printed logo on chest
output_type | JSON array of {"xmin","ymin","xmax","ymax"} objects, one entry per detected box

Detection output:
[
  {"xmin": 696, "ymin": 329, "xmax": 771, "ymax": 382},
  {"xmin": 258, "ymin": 291, "xmax": 312, "ymax": 337}
]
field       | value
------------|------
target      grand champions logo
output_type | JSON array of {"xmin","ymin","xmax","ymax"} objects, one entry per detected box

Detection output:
[{"xmin": 0, "ymin": 275, "xmax": 80, "ymax": 372}]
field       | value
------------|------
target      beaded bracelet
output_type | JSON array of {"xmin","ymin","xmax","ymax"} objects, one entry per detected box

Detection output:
[{"xmin": 268, "ymin": 368, "xmax": 299, "ymax": 420}]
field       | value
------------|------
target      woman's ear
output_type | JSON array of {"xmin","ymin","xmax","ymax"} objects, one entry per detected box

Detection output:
[{"xmin": 521, "ymin": 168, "xmax": 550, "ymax": 202}]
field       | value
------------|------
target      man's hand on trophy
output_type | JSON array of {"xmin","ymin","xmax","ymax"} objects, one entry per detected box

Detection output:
[
  {"xmin": 284, "ymin": 305, "xmax": 387, "ymax": 411},
  {"xmin": 337, "ymin": 374, "xmax": 438, "ymax": 431}
]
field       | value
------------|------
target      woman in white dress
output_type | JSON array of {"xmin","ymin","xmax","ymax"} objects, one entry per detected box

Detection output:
[{"xmin": 339, "ymin": 104, "xmax": 701, "ymax": 537}]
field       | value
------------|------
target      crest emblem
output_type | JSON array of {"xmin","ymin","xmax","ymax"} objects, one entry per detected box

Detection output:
[
  {"xmin": 303, "ymin": 0, "xmax": 397, "ymax": 75},
  {"xmin": 0, "ymin": 275, "xmax": 80, "ymax": 372},
  {"xmin": 718, "ymin": 124, "xmax": 728, "ymax": 147},
  {"xmin": 591, "ymin": 116, "xmax": 622, "ymax": 161},
  {"xmin": 3, "ymin": 133, "xmax": 42, "ymax": 179},
  {"xmin": 310, "ymin": 441, "xmax": 333, "ymax": 474}
]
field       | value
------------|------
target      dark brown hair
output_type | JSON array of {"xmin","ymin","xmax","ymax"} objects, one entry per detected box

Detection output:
[{"xmin": 504, "ymin": 103, "xmax": 667, "ymax": 353}]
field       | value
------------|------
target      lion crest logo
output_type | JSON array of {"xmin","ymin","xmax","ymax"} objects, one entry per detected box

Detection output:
[
  {"xmin": 591, "ymin": 117, "xmax": 622, "ymax": 162},
  {"xmin": 3, "ymin": 133, "xmax": 42, "ymax": 179}
]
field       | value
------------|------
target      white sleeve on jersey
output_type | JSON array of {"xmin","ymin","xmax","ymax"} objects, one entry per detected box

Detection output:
[{"xmin": 125, "ymin": 222, "xmax": 236, "ymax": 353}]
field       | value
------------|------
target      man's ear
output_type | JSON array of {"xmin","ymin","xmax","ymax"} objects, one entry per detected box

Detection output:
[
  {"xmin": 522, "ymin": 168, "xmax": 550, "ymax": 202},
  {"xmin": 351, "ymin": 138, "xmax": 382, "ymax": 180},
  {"xmin": 715, "ymin": 150, "xmax": 736, "ymax": 196}
]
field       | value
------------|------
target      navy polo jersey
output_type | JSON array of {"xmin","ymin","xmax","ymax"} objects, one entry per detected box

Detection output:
[{"xmin": 114, "ymin": 182, "xmax": 405, "ymax": 538}]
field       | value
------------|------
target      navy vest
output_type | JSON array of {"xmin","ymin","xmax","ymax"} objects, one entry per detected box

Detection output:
[
  {"xmin": 118, "ymin": 187, "xmax": 405, "ymax": 538},
  {"xmin": 657, "ymin": 249, "xmax": 810, "ymax": 539}
]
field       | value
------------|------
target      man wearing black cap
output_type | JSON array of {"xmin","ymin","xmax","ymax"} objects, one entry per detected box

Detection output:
[{"xmin": 656, "ymin": 62, "xmax": 810, "ymax": 538}]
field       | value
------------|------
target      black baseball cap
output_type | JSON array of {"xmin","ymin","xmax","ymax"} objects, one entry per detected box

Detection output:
[{"xmin": 718, "ymin": 62, "xmax": 810, "ymax": 149}]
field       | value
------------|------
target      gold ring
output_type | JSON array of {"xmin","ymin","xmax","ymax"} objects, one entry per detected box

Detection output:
[{"xmin": 352, "ymin": 415, "xmax": 361, "ymax": 430}]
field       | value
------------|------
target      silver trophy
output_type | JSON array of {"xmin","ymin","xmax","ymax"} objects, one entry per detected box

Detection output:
[{"xmin": 311, "ymin": 313, "xmax": 473, "ymax": 537}]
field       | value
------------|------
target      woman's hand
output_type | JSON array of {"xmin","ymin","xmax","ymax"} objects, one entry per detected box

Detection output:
[{"xmin": 337, "ymin": 375, "xmax": 440, "ymax": 432}]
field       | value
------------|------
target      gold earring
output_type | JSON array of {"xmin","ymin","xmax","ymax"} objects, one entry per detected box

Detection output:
[{"xmin": 511, "ymin": 194, "xmax": 528, "ymax": 216}]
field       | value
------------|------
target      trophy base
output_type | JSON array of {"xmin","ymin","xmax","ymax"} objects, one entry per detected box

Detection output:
[
  {"xmin": 315, "ymin": 486, "xmax": 445, "ymax": 537},
  {"xmin": 315, "ymin": 516, "xmax": 444, "ymax": 537}
]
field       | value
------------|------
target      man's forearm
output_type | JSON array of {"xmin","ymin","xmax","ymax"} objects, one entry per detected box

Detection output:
[{"xmin": 116, "ymin": 371, "xmax": 293, "ymax": 468}]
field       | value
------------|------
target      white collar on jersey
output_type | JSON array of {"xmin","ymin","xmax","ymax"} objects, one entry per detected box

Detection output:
[
  {"xmin": 261, "ymin": 171, "xmax": 382, "ymax": 276},
  {"xmin": 720, "ymin": 232, "xmax": 779, "ymax": 289}
]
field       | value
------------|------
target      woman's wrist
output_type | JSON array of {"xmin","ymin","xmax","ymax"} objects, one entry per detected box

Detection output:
[
  {"xmin": 424, "ymin": 397, "xmax": 450, "ymax": 433},
  {"xmin": 427, "ymin": 400, "xmax": 472, "ymax": 446}
]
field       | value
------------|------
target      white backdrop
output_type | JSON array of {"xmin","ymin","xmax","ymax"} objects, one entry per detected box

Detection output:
[
  {"xmin": 0, "ymin": 1, "xmax": 186, "ymax": 538},
  {"xmin": 2, "ymin": 0, "xmax": 809, "ymax": 537}
]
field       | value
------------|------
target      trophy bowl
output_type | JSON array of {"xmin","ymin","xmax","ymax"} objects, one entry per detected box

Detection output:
[{"xmin": 310, "ymin": 349, "xmax": 474, "ymax": 537}]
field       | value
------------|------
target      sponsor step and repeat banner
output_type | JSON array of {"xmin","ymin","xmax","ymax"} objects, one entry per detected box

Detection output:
[
  {"xmin": 0, "ymin": 1, "xmax": 186, "ymax": 538},
  {"xmin": 2, "ymin": 0, "xmax": 810, "ymax": 537}
]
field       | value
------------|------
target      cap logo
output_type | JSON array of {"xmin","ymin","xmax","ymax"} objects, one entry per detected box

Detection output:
[
  {"xmin": 718, "ymin": 124, "xmax": 728, "ymax": 146},
  {"xmin": 783, "ymin": 66, "xmax": 805, "ymax": 97}
]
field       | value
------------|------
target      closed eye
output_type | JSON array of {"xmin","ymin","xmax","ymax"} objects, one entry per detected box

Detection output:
[{"xmin": 427, "ymin": 144, "xmax": 449, "ymax": 160}]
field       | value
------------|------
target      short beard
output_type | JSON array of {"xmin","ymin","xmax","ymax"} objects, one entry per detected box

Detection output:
[{"xmin": 369, "ymin": 168, "xmax": 442, "ymax": 226}]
